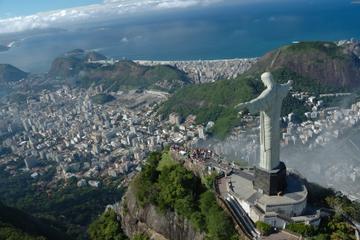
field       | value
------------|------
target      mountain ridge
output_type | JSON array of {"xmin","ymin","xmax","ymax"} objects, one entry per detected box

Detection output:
[
  {"xmin": 0, "ymin": 64, "xmax": 28, "ymax": 83},
  {"xmin": 49, "ymin": 49, "xmax": 191, "ymax": 92},
  {"xmin": 251, "ymin": 41, "xmax": 360, "ymax": 88},
  {"xmin": 0, "ymin": 201, "xmax": 67, "ymax": 240}
]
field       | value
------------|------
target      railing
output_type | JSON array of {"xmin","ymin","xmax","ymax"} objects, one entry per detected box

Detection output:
[{"xmin": 214, "ymin": 174, "xmax": 254, "ymax": 240}]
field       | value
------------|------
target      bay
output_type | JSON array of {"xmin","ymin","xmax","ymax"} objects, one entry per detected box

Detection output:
[{"xmin": 0, "ymin": 0, "xmax": 359, "ymax": 73}]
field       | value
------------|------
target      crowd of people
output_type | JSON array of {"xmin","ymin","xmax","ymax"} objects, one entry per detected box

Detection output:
[{"xmin": 170, "ymin": 144, "xmax": 218, "ymax": 163}]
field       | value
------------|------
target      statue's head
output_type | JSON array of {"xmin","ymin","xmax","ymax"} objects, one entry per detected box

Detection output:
[{"xmin": 261, "ymin": 72, "xmax": 274, "ymax": 88}]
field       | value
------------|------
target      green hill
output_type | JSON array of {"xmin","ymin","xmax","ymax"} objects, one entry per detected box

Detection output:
[
  {"xmin": 132, "ymin": 152, "xmax": 238, "ymax": 240},
  {"xmin": 0, "ymin": 64, "xmax": 28, "ymax": 83},
  {"xmin": 0, "ymin": 163, "xmax": 124, "ymax": 240},
  {"xmin": 251, "ymin": 41, "xmax": 360, "ymax": 90},
  {"xmin": 160, "ymin": 75, "xmax": 260, "ymax": 138},
  {"xmin": 88, "ymin": 209, "xmax": 128, "ymax": 240},
  {"xmin": 0, "ymin": 202, "xmax": 67, "ymax": 240},
  {"xmin": 160, "ymin": 73, "xmax": 308, "ymax": 139},
  {"xmin": 76, "ymin": 61, "xmax": 190, "ymax": 93},
  {"xmin": 49, "ymin": 50, "xmax": 190, "ymax": 92},
  {"xmin": 159, "ymin": 41, "xmax": 360, "ymax": 138},
  {"xmin": 91, "ymin": 93, "xmax": 116, "ymax": 105},
  {"xmin": 48, "ymin": 49, "xmax": 107, "ymax": 78}
]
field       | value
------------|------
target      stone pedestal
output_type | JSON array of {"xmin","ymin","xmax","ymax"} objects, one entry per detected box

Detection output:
[{"xmin": 253, "ymin": 162, "xmax": 287, "ymax": 196}]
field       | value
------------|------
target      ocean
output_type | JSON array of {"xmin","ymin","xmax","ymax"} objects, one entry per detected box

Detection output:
[{"xmin": 0, "ymin": 0, "xmax": 359, "ymax": 73}]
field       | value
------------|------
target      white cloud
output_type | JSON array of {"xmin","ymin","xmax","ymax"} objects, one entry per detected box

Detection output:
[
  {"xmin": 121, "ymin": 37, "xmax": 129, "ymax": 43},
  {"xmin": 0, "ymin": 0, "xmax": 225, "ymax": 34}
]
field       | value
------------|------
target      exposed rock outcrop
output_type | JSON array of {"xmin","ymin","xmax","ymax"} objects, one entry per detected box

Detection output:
[
  {"xmin": 251, "ymin": 41, "xmax": 360, "ymax": 88},
  {"xmin": 120, "ymin": 184, "xmax": 205, "ymax": 240}
]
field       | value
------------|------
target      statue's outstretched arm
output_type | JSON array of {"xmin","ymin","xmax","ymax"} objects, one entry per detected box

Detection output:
[
  {"xmin": 279, "ymin": 80, "xmax": 293, "ymax": 98},
  {"xmin": 236, "ymin": 89, "xmax": 270, "ymax": 114}
]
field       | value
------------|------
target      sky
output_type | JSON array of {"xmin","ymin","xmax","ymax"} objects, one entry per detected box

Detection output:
[
  {"xmin": 0, "ymin": 0, "xmax": 232, "ymax": 34},
  {"xmin": 0, "ymin": 0, "xmax": 101, "ymax": 18}
]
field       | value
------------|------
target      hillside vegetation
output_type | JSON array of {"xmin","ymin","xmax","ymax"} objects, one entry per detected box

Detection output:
[
  {"xmin": 159, "ymin": 75, "xmax": 261, "ymax": 138},
  {"xmin": 77, "ymin": 61, "xmax": 190, "ymax": 93},
  {"xmin": 0, "ymin": 202, "xmax": 66, "ymax": 240},
  {"xmin": 88, "ymin": 209, "xmax": 128, "ymax": 240},
  {"xmin": 251, "ymin": 41, "xmax": 360, "ymax": 88},
  {"xmin": 49, "ymin": 49, "xmax": 190, "ymax": 92},
  {"xmin": 133, "ymin": 152, "xmax": 239, "ymax": 240},
  {"xmin": 160, "ymin": 72, "xmax": 309, "ymax": 138},
  {"xmin": 91, "ymin": 93, "xmax": 116, "ymax": 105},
  {"xmin": 0, "ymin": 162, "xmax": 124, "ymax": 240}
]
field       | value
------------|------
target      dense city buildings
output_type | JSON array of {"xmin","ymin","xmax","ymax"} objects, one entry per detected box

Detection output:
[{"xmin": 135, "ymin": 58, "xmax": 258, "ymax": 83}]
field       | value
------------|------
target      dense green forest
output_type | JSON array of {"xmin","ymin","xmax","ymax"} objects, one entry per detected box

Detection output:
[
  {"xmin": 159, "ymin": 74, "xmax": 261, "ymax": 139},
  {"xmin": 133, "ymin": 151, "xmax": 239, "ymax": 240},
  {"xmin": 49, "ymin": 50, "xmax": 191, "ymax": 92},
  {"xmin": 88, "ymin": 209, "xmax": 128, "ymax": 240},
  {"xmin": 0, "ymin": 222, "xmax": 47, "ymax": 240},
  {"xmin": 88, "ymin": 208, "xmax": 152, "ymax": 240},
  {"xmin": 283, "ymin": 182, "xmax": 360, "ymax": 240},
  {"xmin": 0, "ymin": 201, "xmax": 66, "ymax": 240},
  {"xmin": 0, "ymin": 163, "xmax": 124, "ymax": 240},
  {"xmin": 75, "ymin": 61, "xmax": 190, "ymax": 93},
  {"xmin": 285, "ymin": 41, "xmax": 347, "ymax": 60},
  {"xmin": 91, "ymin": 93, "xmax": 116, "ymax": 105},
  {"xmin": 285, "ymin": 215, "xmax": 356, "ymax": 240}
]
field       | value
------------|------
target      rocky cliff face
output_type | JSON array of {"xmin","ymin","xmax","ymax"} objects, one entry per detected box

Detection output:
[
  {"xmin": 49, "ymin": 56, "xmax": 85, "ymax": 78},
  {"xmin": 48, "ymin": 49, "xmax": 107, "ymax": 77},
  {"xmin": 120, "ymin": 184, "xmax": 205, "ymax": 240},
  {"xmin": 251, "ymin": 41, "xmax": 360, "ymax": 88}
]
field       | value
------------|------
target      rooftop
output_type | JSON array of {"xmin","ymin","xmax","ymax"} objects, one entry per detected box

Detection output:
[{"xmin": 230, "ymin": 172, "xmax": 308, "ymax": 207}]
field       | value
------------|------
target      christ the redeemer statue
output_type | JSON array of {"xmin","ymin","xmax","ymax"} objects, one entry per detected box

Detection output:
[{"xmin": 236, "ymin": 72, "xmax": 292, "ymax": 172}]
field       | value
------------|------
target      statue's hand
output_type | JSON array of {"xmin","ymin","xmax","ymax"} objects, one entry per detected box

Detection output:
[
  {"xmin": 236, "ymin": 102, "xmax": 248, "ymax": 110},
  {"xmin": 281, "ymin": 80, "xmax": 293, "ymax": 91}
]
